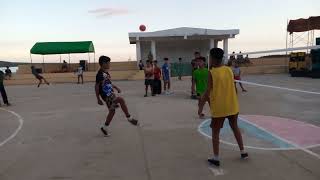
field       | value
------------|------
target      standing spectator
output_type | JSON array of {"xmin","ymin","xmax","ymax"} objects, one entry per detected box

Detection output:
[
  {"xmin": 138, "ymin": 60, "xmax": 144, "ymax": 70},
  {"xmin": 0, "ymin": 71, "xmax": 10, "ymax": 106},
  {"xmin": 191, "ymin": 52, "xmax": 201, "ymax": 99},
  {"xmin": 230, "ymin": 52, "xmax": 236, "ymax": 61},
  {"xmin": 76, "ymin": 66, "xmax": 84, "ymax": 84},
  {"xmin": 178, "ymin": 58, "xmax": 183, "ymax": 80},
  {"xmin": 237, "ymin": 51, "xmax": 243, "ymax": 61},
  {"xmin": 232, "ymin": 62, "xmax": 247, "ymax": 93},
  {"xmin": 153, "ymin": 60, "xmax": 162, "ymax": 95},
  {"xmin": 144, "ymin": 60, "xmax": 154, "ymax": 97},
  {"xmin": 162, "ymin": 58, "xmax": 171, "ymax": 95},
  {"xmin": 5, "ymin": 66, "xmax": 12, "ymax": 80},
  {"xmin": 244, "ymin": 54, "xmax": 251, "ymax": 65}
]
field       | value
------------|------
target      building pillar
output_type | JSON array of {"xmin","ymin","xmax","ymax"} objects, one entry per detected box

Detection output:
[
  {"xmin": 223, "ymin": 39, "xmax": 229, "ymax": 64},
  {"xmin": 210, "ymin": 39, "xmax": 215, "ymax": 49},
  {"xmin": 151, "ymin": 40, "xmax": 156, "ymax": 60},
  {"xmin": 136, "ymin": 41, "xmax": 141, "ymax": 65},
  {"xmin": 214, "ymin": 40, "xmax": 218, "ymax": 48}
]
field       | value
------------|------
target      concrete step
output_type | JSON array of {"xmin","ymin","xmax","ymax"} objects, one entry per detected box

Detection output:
[
  {"xmin": 4, "ymin": 70, "xmax": 139, "ymax": 86},
  {"xmin": 128, "ymin": 70, "xmax": 145, "ymax": 80}
]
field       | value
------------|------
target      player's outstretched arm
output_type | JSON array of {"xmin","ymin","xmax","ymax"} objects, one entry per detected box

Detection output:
[{"xmin": 113, "ymin": 85, "xmax": 121, "ymax": 93}]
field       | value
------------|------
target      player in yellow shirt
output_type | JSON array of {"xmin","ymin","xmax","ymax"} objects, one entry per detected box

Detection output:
[{"xmin": 203, "ymin": 48, "xmax": 248, "ymax": 167}]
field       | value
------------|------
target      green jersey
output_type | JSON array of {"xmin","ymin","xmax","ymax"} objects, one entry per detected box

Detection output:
[{"xmin": 193, "ymin": 68, "xmax": 209, "ymax": 95}]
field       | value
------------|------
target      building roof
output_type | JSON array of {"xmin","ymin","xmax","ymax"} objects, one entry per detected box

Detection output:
[{"xmin": 129, "ymin": 27, "xmax": 239, "ymax": 44}]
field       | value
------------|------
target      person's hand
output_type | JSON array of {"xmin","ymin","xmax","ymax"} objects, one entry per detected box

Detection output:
[{"xmin": 97, "ymin": 99, "xmax": 104, "ymax": 105}]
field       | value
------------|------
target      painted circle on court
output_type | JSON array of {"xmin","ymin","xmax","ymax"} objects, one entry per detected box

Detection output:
[
  {"xmin": 198, "ymin": 115, "xmax": 320, "ymax": 151},
  {"xmin": 0, "ymin": 108, "xmax": 24, "ymax": 147}
]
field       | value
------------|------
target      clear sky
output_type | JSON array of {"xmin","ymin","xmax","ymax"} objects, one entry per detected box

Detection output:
[{"xmin": 0, "ymin": 0, "xmax": 319, "ymax": 62}]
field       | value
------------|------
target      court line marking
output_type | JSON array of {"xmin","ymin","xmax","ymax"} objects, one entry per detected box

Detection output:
[
  {"xmin": 0, "ymin": 108, "xmax": 24, "ymax": 147},
  {"xmin": 240, "ymin": 118, "xmax": 320, "ymax": 160},
  {"xmin": 236, "ymin": 80, "xmax": 320, "ymax": 95},
  {"xmin": 198, "ymin": 118, "xmax": 320, "ymax": 159},
  {"xmin": 208, "ymin": 167, "xmax": 225, "ymax": 176}
]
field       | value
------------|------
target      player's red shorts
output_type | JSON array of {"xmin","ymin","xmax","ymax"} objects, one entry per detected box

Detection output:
[{"xmin": 234, "ymin": 76, "xmax": 241, "ymax": 80}]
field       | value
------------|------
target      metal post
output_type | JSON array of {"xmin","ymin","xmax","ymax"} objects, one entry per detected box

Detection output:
[
  {"xmin": 68, "ymin": 54, "xmax": 71, "ymax": 71},
  {"xmin": 307, "ymin": 30, "xmax": 310, "ymax": 54},
  {"xmin": 223, "ymin": 39, "xmax": 229, "ymax": 64},
  {"xmin": 285, "ymin": 19, "xmax": 289, "ymax": 56},
  {"xmin": 30, "ymin": 54, "xmax": 33, "ymax": 64},
  {"xmin": 42, "ymin": 55, "xmax": 45, "ymax": 73},
  {"xmin": 94, "ymin": 52, "xmax": 96, "ymax": 71},
  {"xmin": 285, "ymin": 19, "xmax": 289, "ymax": 70},
  {"xmin": 88, "ymin": 53, "xmax": 91, "ymax": 71}
]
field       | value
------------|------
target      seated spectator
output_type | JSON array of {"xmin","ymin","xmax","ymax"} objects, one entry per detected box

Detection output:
[
  {"xmin": 244, "ymin": 54, "xmax": 251, "ymax": 64},
  {"xmin": 62, "ymin": 60, "xmax": 68, "ymax": 72},
  {"xmin": 4, "ymin": 66, "xmax": 12, "ymax": 80},
  {"xmin": 230, "ymin": 52, "xmax": 236, "ymax": 60},
  {"xmin": 237, "ymin": 51, "xmax": 243, "ymax": 60}
]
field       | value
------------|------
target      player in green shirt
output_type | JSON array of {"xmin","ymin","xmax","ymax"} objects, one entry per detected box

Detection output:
[{"xmin": 193, "ymin": 57, "xmax": 209, "ymax": 118}]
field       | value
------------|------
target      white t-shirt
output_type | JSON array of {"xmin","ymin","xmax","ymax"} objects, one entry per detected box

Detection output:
[
  {"xmin": 77, "ymin": 67, "xmax": 83, "ymax": 75},
  {"xmin": 232, "ymin": 67, "xmax": 240, "ymax": 76}
]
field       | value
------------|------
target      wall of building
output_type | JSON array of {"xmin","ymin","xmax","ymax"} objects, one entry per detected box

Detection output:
[{"xmin": 140, "ymin": 40, "xmax": 210, "ymax": 64}]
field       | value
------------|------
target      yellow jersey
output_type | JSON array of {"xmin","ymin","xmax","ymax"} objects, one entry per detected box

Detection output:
[{"xmin": 209, "ymin": 66, "xmax": 239, "ymax": 118}]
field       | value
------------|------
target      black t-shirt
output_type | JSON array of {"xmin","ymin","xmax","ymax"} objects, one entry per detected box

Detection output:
[
  {"xmin": 96, "ymin": 69, "xmax": 113, "ymax": 98},
  {"xmin": 5, "ymin": 69, "xmax": 11, "ymax": 74}
]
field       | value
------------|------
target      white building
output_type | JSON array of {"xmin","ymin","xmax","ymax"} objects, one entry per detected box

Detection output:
[{"xmin": 129, "ymin": 27, "xmax": 239, "ymax": 64}]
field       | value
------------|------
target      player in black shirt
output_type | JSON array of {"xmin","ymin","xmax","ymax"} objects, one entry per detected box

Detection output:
[{"xmin": 95, "ymin": 56, "xmax": 138, "ymax": 137}]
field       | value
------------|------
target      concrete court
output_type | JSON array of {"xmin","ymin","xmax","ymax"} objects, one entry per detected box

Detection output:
[{"xmin": 0, "ymin": 74, "xmax": 319, "ymax": 180}]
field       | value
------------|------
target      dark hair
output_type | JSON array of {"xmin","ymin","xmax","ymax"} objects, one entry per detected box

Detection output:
[
  {"xmin": 179, "ymin": 58, "xmax": 182, "ymax": 60},
  {"xmin": 153, "ymin": 60, "xmax": 158, "ymax": 63},
  {"xmin": 194, "ymin": 52, "xmax": 200, "ymax": 55},
  {"xmin": 99, "ymin": 56, "xmax": 111, "ymax": 66},
  {"xmin": 146, "ymin": 60, "xmax": 151, "ymax": 63},
  {"xmin": 210, "ymin": 48, "xmax": 224, "ymax": 65},
  {"xmin": 164, "ymin": 58, "xmax": 169, "ymax": 61}
]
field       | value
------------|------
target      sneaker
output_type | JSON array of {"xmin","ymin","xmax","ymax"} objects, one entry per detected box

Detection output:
[
  {"xmin": 208, "ymin": 158, "xmax": 220, "ymax": 167},
  {"xmin": 241, "ymin": 153, "xmax": 249, "ymax": 159},
  {"xmin": 100, "ymin": 127, "xmax": 110, "ymax": 137},
  {"xmin": 128, "ymin": 118, "xmax": 139, "ymax": 126},
  {"xmin": 144, "ymin": 94, "xmax": 148, "ymax": 97}
]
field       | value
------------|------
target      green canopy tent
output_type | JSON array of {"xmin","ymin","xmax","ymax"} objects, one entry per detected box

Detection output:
[{"xmin": 30, "ymin": 41, "xmax": 95, "ymax": 72}]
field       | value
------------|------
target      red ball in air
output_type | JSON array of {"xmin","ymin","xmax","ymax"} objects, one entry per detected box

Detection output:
[{"xmin": 139, "ymin": 25, "xmax": 146, "ymax": 32}]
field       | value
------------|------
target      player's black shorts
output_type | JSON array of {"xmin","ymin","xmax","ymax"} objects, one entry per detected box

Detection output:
[{"xmin": 145, "ymin": 79, "xmax": 153, "ymax": 86}]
